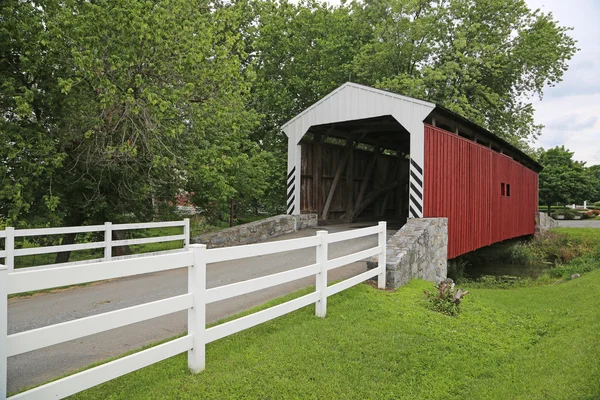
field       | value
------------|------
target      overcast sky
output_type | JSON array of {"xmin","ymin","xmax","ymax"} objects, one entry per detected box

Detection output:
[{"xmin": 525, "ymin": 0, "xmax": 600, "ymax": 166}]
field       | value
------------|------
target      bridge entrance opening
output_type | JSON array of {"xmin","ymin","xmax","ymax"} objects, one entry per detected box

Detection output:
[{"xmin": 298, "ymin": 115, "xmax": 411, "ymax": 226}]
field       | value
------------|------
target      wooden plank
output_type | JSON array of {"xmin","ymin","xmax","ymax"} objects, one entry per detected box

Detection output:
[
  {"xmin": 327, "ymin": 225, "xmax": 381, "ymax": 243},
  {"xmin": 9, "ymin": 336, "xmax": 193, "ymax": 400},
  {"xmin": 204, "ymin": 236, "xmax": 320, "ymax": 264},
  {"xmin": 206, "ymin": 264, "xmax": 318, "ymax": 304},
  {"xmin": 205, "ymin": 292, "xmax": 318, "ymax": 344},
  {"xmin": 351, "ymin": 181, "xmax": 402, "ymax": 221},
  {"xmin": 14, "ymin": 241, "xmax": 106, "ymax": 257},
  {"xmin": 7, "ymin": 251, "xmax": 193, "ymax": 294},
  {"xmin": 327, "ymin": 268, "xmax": 380, "ymax": 296},
  {"xmin": 345, "ymin": 144, "xmax": 354, "ymax": 221},
  {"xmin": 7, "ymin": 294, "xmax": 193, "ymax": 357},
  {"xmin": 13, "ymin": 225, "xmax": 105, "ymax": 237},
  {"xmin": 321, "ymin": 141, "xmax": 352, "ymax": 220},
  {"xmin": 111, "ymin": 221, "xmax": 185, "ymax": 230},
  {"xmin": 314, "ymin": 138, "xmax": 322, "ymax": 214},
  {"xmin": 110, "ymin": 234, "xmax": 185, "ymax": 247},
  {"xmin": 327, "ymin": 246, "xmax": 381, "ymax": 271},
  {"xmin": 354, "ymin": 148, "xmax": 379, "ymax": 211}
]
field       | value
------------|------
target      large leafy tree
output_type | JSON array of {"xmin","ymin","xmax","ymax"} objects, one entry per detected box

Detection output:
[
  {"xmin": 587, "ymin": 165, "xmax": 600, "ymax": 203},
  {"xmin": 352, "ymin": 0, "xmax": 577, "ymax": 150},
  {"xmin": 242, "ymin": 0, "xmax": 577, "ymax": 210},
  {"xmin": 248, "ymin": 0, "xmax": 577, "ymax": 150},
  {"xmin": 244, "ymin": 0, "xmax": 372, "ymax": 208},
  {"xmin": 1, "ymin": 0, "xmax": 581, "ymax": 232},
  {"xmin": 1, "ymin": 0, "xmax": 263, "ymax": 228},
  {"xmin": 538, "ymin": 147, "xmax": 595, "ymax": 211}
]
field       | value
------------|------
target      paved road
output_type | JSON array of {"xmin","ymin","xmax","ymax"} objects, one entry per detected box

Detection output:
[
  {"xmin": 557, "ymin": 220, "xmax": 600, "ymax": 228},
  {"xmin": 7, "ymin": 224, "xmax": 390, "ymax": 393}
]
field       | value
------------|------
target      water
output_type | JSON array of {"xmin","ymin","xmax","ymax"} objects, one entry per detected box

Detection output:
[{"xmin": 465, "ymin": 261, "xmax": 548, "ymax": 279}]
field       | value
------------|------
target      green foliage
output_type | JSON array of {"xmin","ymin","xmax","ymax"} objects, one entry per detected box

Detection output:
[
  {"xmin": 424, "ymin": 279, "xmax": 469, "ymax": 316},
  {"xmin": 547, "ymin": 254, "xmax": 598, "ymax": 279},
  {"xmin": 447, "ymin": 258, "xmax": 468, "ymax": 281},
  {"xmin": 538, "ymin": 146, "xmax": 596, "ymax": 211},
  {"xmin": 0, "ymin": 0, "xmax": 581, "ymax": 232},
  {"xmin": 0, "ymin": 0, "xmax": 267, "ymax": 230},
  {"xmin": 456, "ymin": 228, "xmax": 600, "ymax": 288}
]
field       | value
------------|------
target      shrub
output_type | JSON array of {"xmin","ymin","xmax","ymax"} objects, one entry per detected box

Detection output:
[
  {"xmin": 503, "ymin": 242, "xmax": 537, "ymax": 264},
  {"xmin": 547, "ymin": 255, "xmax": 598, "ymax": 279},
  {"xmin": 551, "ymin": 210, "xmax": 576, "ymax": 219},
  {"xmin": 530, "ymin": 231, "xmax": 574, "ymax": 264},
  {"xmin": 447, "ymin": 259, "xmax": 468, "ymax": 281},
  {"xmin": 424, "ymin": 279, "xmax": 469, "ymax": 316}
]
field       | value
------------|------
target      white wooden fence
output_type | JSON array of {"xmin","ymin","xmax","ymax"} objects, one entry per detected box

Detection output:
[
  {"xmin": 0, "ymin": 222, "xmax": 386, "ymax": 399},
  {"xmin": 0, "ymin": 219, "xmax": 190, "ymax": 272}
]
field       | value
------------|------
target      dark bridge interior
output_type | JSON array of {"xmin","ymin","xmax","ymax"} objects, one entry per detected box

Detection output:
[{"xmin": 299, "ymin": 115, "xmax": 411, "ymax": 225}]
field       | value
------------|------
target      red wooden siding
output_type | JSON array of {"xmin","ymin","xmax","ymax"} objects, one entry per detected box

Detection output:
[{"xmin": 424, "ymin": 125, "xmax": 538, "ymax": 259}]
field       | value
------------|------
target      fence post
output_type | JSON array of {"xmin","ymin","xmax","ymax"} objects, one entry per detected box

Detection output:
[
  {"xmin": 188, "ymin": 244, "xmax": 206, "ymax": 373},
  {"xmin": 104, "ymin": 222, "xmax": 112, "ymax": 262},
  {"xmin": 315, "ymin": 230, "xmax": 328, "ymax": 318},
  {"xmin": 377, "ymin": 221, "xmax": 387, "ymax": 289},
  {"xmin": 183, "ymin": 218, "xmax": 190, "ymax": 250},
  {"xmin": 0, "ymin": 264, "xmax": 7, "ymax": 398},
  {"xmin": 5, "ymin": 227, "xmax": 14, "ymax": 273}
]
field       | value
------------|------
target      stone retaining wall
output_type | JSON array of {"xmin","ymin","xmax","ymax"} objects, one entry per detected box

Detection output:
[
  {"xmin": 536, "ymin": 212, "xmax": 558, "ymax": 234},
  {"xmin": 368, "ymin": 218, "xmax": 448, "ymax": 288},
  {"xmin": 192, "ymin": 214, "xmax": 317, "ymax": 248}
]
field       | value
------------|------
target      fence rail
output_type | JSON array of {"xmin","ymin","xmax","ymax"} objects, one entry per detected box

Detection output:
[
  {"xmin": 0, "ymin": 219, "xmax": 190, "ymax": 272},
  {"xmin": 0, "ymin": 221, "xmax": 387, "ymax": 400}
]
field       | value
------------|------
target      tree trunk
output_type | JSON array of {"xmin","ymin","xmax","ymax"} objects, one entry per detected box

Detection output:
[
  {"xmin": 112, "ymin": 230, "xmax": 132, "ymax": 257},
  {"xmin": 54, "ymin": 232, "xmax": 77, "ymax": 264},
  {"xmin": 230, "ymin": 198, "xmax": 235, "ymax": 227}
]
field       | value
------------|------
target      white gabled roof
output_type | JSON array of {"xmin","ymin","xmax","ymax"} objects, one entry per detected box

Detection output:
[{"xmin": 281, "ymin": 82, "xmax": 435, "ymax": 144}]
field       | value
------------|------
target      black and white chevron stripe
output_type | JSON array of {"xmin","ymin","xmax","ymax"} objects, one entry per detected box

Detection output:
[
  {"xmin": 408, "ymin": 159, "xmax": 423, "ymax": 218},
  {"xmin": 286, "ymin": 166, "xmax": 296, "ymax": 214}
]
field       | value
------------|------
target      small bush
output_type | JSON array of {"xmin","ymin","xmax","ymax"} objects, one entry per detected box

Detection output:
[
  {"xmin": 447, "ymin": 259, "xmax": 468, "ymax": 281},
  {"xmin": 551, "ymin": 210, "xmax": 576, "ymax": 219},
  {"xmin": 424, "ymin": 279, "xmax": 469, "ymax": 316},
  {"xmin": 547, "ymin": 255, "xmax": 599, "ymax": 279},
  {"xmin": 503, "ymin": 242, "xmax": 537, "ymax": 264}
]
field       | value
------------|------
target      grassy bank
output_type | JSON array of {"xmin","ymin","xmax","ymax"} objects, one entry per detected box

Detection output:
[
  {"xmin": 59, "ymin": 270, "xmax": 600, "ymax": 400},
  {"xmin": 449, "ymin": 228, "xmax": 600, "ymax": 286}
]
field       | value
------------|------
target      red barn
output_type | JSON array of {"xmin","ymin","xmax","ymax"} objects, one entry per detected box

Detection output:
[{"xmin": 283, "ymin": 83, "xmax": 541, "ymax": 259}]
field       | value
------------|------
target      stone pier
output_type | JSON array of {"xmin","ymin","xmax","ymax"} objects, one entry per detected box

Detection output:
[{"xmin": 369, "ymin": 218, "xmax": 448, "ymax": 288}]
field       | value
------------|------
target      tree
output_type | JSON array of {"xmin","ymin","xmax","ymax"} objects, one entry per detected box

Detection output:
[
  {"xmin": 538, "ymin": 147, "xmax": 595, "ymax": 211},
  {"xmin": 587, "ymin": 165, "xmax": 600, "ymax": 203},
  {"xmin": 1, "ymin": 0, "xmax": 263, "ymax": 229},
  {"xmin": 243, "ymin": 0, "xmax": 577, "ymax": 210},
  {"xmin": 351, "ymin": 0, "xmax": 578, "ymax": 150}
]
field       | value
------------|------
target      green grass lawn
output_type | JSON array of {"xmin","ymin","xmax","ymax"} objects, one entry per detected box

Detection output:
[
  {"xmin": 553, "ymin": 227, "xmax": 600, "ymax": 243},
  {"xmin": 67, "ymin": 271, "xmax": 600, "ymax": 400}
]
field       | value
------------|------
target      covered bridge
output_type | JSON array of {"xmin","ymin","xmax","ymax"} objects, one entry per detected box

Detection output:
[{"xmin": 282, "ymin": 83, "xmax": 542, "ymax": 259}]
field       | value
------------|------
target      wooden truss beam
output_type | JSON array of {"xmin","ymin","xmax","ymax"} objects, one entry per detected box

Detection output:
[{"xmin": 321, "ymin": 140, "xmax": 353, "ymax": 220}]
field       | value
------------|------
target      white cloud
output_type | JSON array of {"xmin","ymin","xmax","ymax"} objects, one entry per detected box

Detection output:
[
  {"xmin": 527, "ymin": 0, "xmax": 600, "ymax": 165},
  {"xmin": 533, "ymin": 93, "xmax": 600, "ymax": 164}
]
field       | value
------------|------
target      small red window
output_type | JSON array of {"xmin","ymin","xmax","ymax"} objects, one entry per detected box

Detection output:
[
  {"xmin": 506, "ymin": 184, "xmax": 511, "ymax": 197},
  {"xmin": 501, "ymin": 183, "xmax": 505, "ymax": 196}
]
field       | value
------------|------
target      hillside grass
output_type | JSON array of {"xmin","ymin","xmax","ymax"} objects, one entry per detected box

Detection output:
[{"xmin": 65, "ymin": 271, "xmax": 600, "ymax": 400}]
